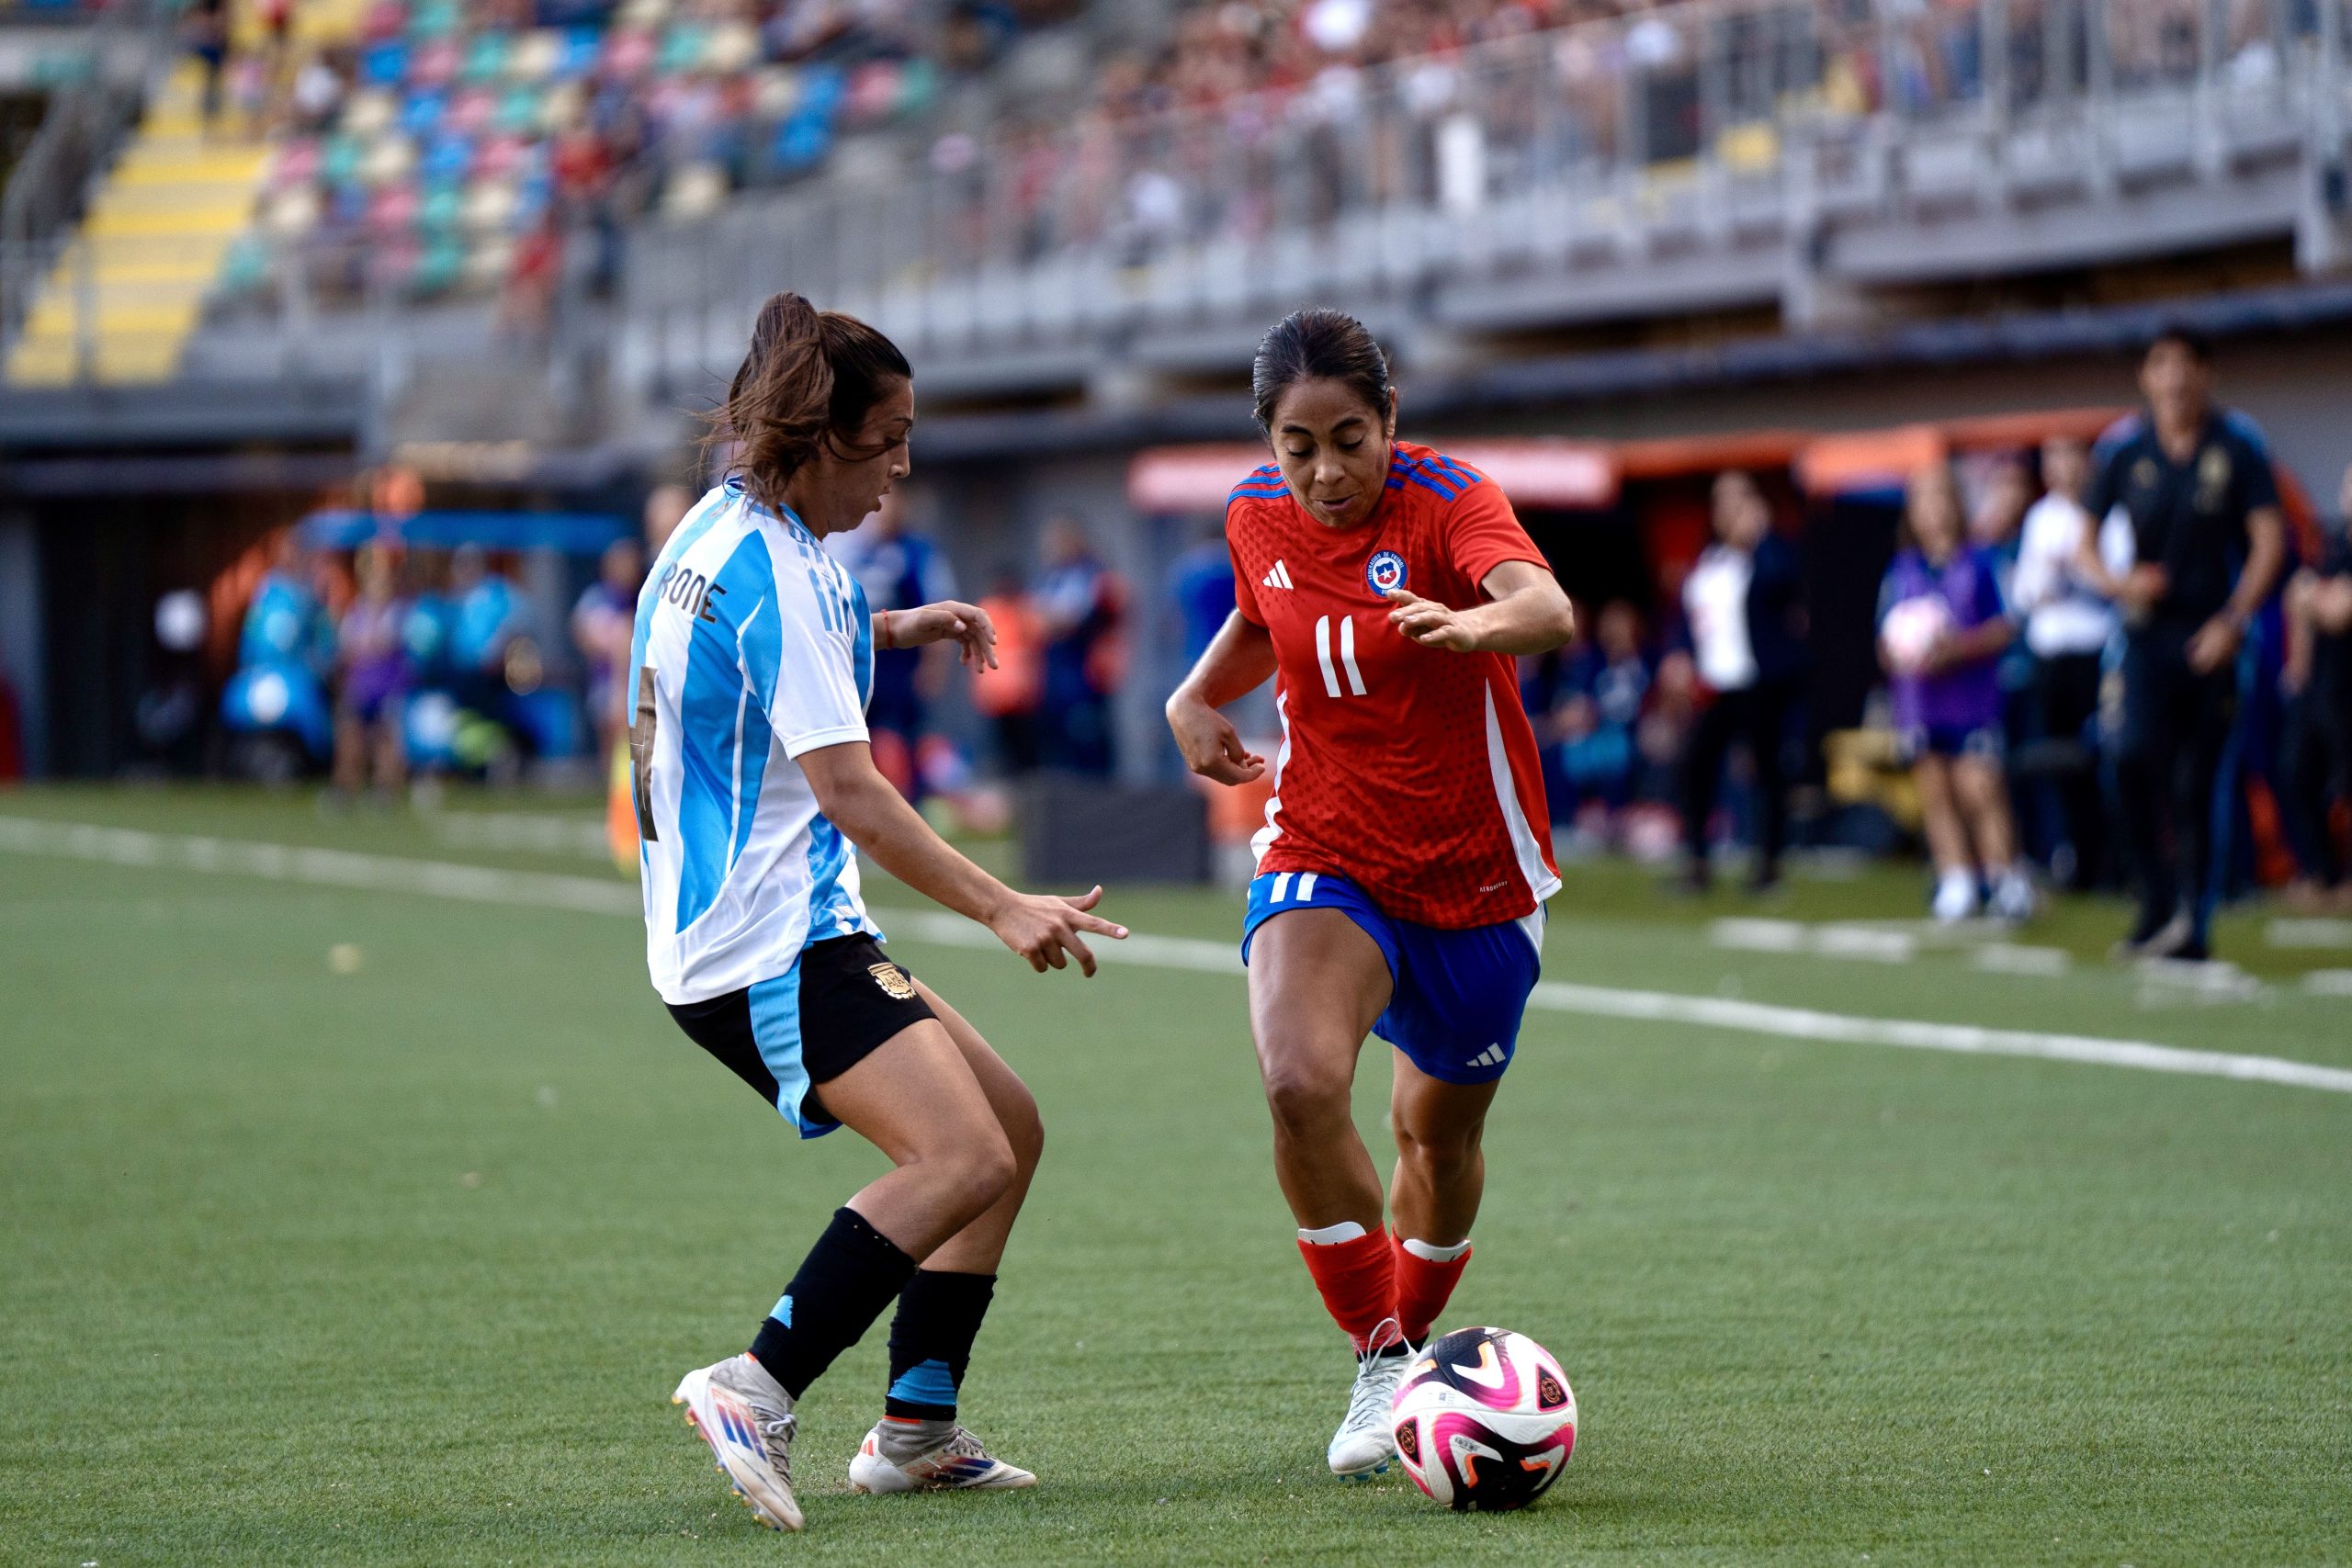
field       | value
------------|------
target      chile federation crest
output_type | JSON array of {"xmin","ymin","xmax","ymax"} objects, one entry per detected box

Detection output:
[{"xmin": 1365, "ymin": 549, "xmax": 1408, "ymax": 597}]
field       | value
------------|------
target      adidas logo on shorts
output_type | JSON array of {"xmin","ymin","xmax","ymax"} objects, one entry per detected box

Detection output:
[{"xmin": 1467, "ymin": 1044, "xmax": 1506, "ymax": 1069}]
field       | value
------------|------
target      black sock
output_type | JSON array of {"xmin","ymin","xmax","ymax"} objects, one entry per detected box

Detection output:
[
  {"xmin": 748, "ymin": 1207, "xmax": 918, "ymax": 1399},
  {"xmin": 883, "ymin": 1269, "xmax": 998, "ymax": 1420}
]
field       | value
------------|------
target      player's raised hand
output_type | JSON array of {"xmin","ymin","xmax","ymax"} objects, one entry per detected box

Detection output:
[
  {"xmin": 985, "ymin": 885, "xmax": 1128, "ymax": 976},
  {"xmin": 887, "ymin": 601, "xmax": 1000, "ymax": 670},
  {"xmin": 1385, "ymin": 588, "xmax": 1478, "ymax": 651},
  {"xmin": 1167, "ymin": 695, "xmax": 1266, "ymax": 784}
]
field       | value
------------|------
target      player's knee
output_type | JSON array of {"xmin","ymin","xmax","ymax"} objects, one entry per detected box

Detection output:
[
  {"xmin": 947, "ymin": 1128, "xmax": 1020, "ymax": 1213},
  {"xmin": 997, "ymin": 1081, "xmax": 1045, "ymax": 1176},
  {"xmin": 1392, "ymin": 1114, "xmax": 1482, "ymax": 1182},
  {"xmin": 1261, "ymin": 1055, "xmax": 1352, "ymax": 1137}
]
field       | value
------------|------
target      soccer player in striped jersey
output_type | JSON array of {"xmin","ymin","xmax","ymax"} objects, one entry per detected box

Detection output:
[
  {"xmin": 636, "ymin": 294, "xmax": 1125, "ymax": 1530},
  {"xmin": 1166, "ymin": 310, "xmax": 1575, "ymax": 1479}
]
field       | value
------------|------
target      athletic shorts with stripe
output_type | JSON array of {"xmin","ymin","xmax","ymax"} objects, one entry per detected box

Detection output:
[
  {"xmin": 1239, "ymin": 871, "xmax": 1544, "ymax": 1086},
  {"xmin": 666, "ymin": 934, "xmax": 935, "ymax": 1137}
]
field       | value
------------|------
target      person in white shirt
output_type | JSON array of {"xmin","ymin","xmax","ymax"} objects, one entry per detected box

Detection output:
[
  {"xmin": 1676, "ymin": 470, "xmax": 1807, "ymax": 893},
  {"xmin": 2008, "ymin": 435, "xmax": 2132, "ymax": 888},
  {"xmin": 640, "ymin": 293, "xmax": 1125, "ymax": 1529}
]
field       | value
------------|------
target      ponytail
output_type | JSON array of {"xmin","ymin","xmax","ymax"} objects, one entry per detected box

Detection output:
[{"xmin": 706, "ymin": 292, "xmax": 911, "ymax": 514}]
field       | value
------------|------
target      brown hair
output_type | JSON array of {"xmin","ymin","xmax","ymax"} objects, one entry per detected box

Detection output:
[
  {"xmin": 707, "ymin": 292, "xmax": 911, "ymax": 514},
  {"xmin": 1250, "ymin": 308, "xmax": 1393, "ymax": 434}
]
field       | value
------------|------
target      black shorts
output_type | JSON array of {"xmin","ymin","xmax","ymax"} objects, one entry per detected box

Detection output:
[{"xmin": 666, "ymin": 935, "xmax": 935, "ymax": 1138}]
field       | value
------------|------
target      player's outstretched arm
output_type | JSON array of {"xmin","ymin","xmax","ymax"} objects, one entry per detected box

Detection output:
[
  {"xmin": 798, "ymin": 739, "xmax": 1125, "ymax": 975},
  {"xmin": 1385, "ymin": 560, "xmax": 1576, "ymax": 655},
  {"xmin": 1166, "ymin": 611, "xmax": 1277, "ymax": 784},
  {"xmin": 877, "ymin": 601, "xmax": 999, "ymax": 671}
]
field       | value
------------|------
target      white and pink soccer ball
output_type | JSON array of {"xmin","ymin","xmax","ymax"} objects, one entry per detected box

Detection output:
[
  {"xmin": 1390, "ymin": 1326, "xmax": 1577, "ymax": 1511},
  {"xmin": 1880, "ymin": 594, "xmax": 1952, "ymax": 676}
]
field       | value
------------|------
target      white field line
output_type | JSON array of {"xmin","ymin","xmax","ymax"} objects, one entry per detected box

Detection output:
[
  {"xmin": 5, "ymin": 814, "xmax": 2350, "ymax": 1098},
  {"xmin": 2267, "ymin": 917, "xmax": 2352, "ymax": 949}
]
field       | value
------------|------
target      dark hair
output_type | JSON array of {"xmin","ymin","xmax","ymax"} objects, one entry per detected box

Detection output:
[
  {"xmin": 2147, "ymin": 321, "xmax": 2213, "ymax": 365},
  {"xmin": 707, "ymin": 292, "xmax": 910, "ymax": 514},
  {"xmin": 1250, "ymin": 308, "xmax": 1393, "ymax": 434}
]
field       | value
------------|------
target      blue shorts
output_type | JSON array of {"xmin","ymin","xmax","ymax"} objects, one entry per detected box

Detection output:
[
  {"xmin": 1899, "ymin": 721, "xmax": 2004, "ymax": 763},
  {"xmin": 1239, "ymin": 872, "xmax": 1544, "ymax": 1085}
]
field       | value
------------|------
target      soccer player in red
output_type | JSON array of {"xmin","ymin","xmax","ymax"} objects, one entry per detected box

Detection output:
[{"xmin": 1165, "ymin": 310, "xmax": 1575, "ymax": 1479}]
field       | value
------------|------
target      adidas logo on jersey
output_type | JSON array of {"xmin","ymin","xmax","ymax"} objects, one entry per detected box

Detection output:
[{"xmin": 1261, "ymin": 560, "xmax": 1295, "ymax": 591}]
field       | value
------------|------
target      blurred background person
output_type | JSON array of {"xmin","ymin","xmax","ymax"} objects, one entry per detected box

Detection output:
[
  {"xmin": 447, "ymin": 545, "xmax": 521, "ymax": 718},
  {"xmin": 1879, "ymin": 463, "xmax": 2034, "ymax": 923},
  {"xmin": 2007, "ymin": 434, "xmax": 2130, "ymax": 890},
  {"xmin": 976, "ymin": 564, "xmax": 1044, "ymax": 776},
  {"xmin": 572, "ymin": 536, "xmax": 645, "ymax": 761},
  {"xmin": 1676, "ymin": 470, "xmax": 1806, "ymax": 894},
  {"xmin": 1032, "ymin": 516, "xmax": 1127, "ymax": 776},
  {"xmin": 2278, "ymin": 475, "xmax": 2352, "ymax": 911},
  {"xmin": 239, "ymin": 530, "xmax": 334, "ymax": 681},
  {"xmin": 2076, "ymin": 328, "xmax": 2289, "ymax": 960},
  {"xmin": 333, "ymin": 544, "xmax": 412, "ymax": 802},
  {"xmin": 827, "ymin": 492, "xmax": 957, "ymax": 799},
  {"xmin": 643, "ymin": 482, "xmax": 695, "ymax": 558}
]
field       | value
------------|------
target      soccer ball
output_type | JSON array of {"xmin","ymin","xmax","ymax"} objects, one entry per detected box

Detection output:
[
  {"xmin": 1880, "ymin": 594, "xmax": 1952, "ymax": 675},
  {"xmin": 1390, "ymin": 1326, "xmax": 1577, "ymax": 1511}
]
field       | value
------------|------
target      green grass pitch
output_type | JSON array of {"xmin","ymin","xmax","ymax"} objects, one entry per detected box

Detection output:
[{"xmin": 2, "ymin": 786, "xmax": 2347, "ymax": 1565}]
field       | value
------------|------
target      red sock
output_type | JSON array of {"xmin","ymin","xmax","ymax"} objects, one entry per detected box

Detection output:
[
  {"xmin": 1296, "ymin": 1231, "xmax": 1397, "ymax": 1354},
  {"xmin": 1391, "ymin": 1233, "xmax": 1472, "ymax": 1345}
]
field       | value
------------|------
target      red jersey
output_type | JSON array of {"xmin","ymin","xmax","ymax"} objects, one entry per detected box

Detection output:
[{"xmin": 1226, "ymin": 442, "xmax": 1561, "ymax": 929}]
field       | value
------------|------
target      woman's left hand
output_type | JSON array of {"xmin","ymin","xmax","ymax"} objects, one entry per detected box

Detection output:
[
  {"xmin": 887, "ymin": 601, "xmax": 998, "ymax": 670},
  {"xmin": 1385, "ymin": 589, "xmax": 1479, "ymax": 651}
]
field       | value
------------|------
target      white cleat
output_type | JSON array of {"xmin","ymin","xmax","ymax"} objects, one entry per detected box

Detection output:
[
  {"xmin": 1988, "ymin": 871, "xmax": 2037, "ymax": 924},
  {"xmin": 672, "ymin": 1355, "xmax": 804, "ymax": 1532},
  {"xmin": 848, "ymin": 1423, "xmax": 1037, "ymax": 1492},
  {"xmin": 1327, "ymin": 1318, "xmax": 1412, "ymax": 1481}
]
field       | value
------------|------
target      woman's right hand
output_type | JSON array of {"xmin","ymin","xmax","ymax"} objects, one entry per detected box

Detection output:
[
  {"xmin": 1167, "ymin": 694, "xmax": 1265, "ymax": 784},
  {"xmin": 985, "ymin": 885, "xmax": 1127, "ymax": 976}
]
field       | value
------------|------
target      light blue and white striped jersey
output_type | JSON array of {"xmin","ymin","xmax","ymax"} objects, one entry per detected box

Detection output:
[{"xmin": 628, "ymin": 479, "xmax": 881, "ymax": 1004}]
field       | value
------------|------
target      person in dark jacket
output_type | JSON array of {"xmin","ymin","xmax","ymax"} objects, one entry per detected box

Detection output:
[{"xmin": 1676, "ymin": 470, "xmax": 1808, "ymax": 893}]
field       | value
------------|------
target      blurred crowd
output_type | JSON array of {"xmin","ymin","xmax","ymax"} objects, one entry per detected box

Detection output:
[
  {"xmin": 932, "ymin": 0, "xmax": 2314, "ymax": 273},
  {"xmin": 222, "ymin": 525, "xmax": 641, "ymax": 795},
  {"xmin": 206, "ymin": 480, "xmax": 1139, "ymax": 818},
  {"xmin": 829, "ymin": 502, "xmax": 1133, "ymax": 802},
  {"xmin": 200, "ymin": 0, "xmax": 1070, "ymax": 308},
  {"xmin": 1503, "ymin": 332, "xmax": 2352, "ymax": 953}
]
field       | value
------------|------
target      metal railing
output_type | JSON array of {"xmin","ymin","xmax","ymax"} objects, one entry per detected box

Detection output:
[
  {"xmin": 626, "ymin": 0, "xmax": 2352, "ymax": 380},
  {"xmin": 9, "ymin": 0, "xmax": 2351, "ymax": 400},
  {"xmin": 0, "ymin": 0, "xmax": 167, "ymax": 371}
]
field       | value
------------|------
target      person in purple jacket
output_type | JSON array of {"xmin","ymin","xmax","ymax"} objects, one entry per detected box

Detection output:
[{"xmin": 1879, "ymin": 463, "xmax": 2034, "ymax": 923}]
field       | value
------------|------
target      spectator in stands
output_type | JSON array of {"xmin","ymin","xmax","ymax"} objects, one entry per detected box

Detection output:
[
  {"xmin": 334, "ymin": 544, "xmax": 413, "ymax": 802},
  {"xmin": 185, "ymin": 0, "xmax": 230, "ymax": 126},
  {"xmin": 572, "ymin": 536, "xmax": 645, "ymax": 761},
  {"xmin": 1880, "ymin": 462, "xmax": 2034, "ymax": 924},
  {"xmin": 1032, "ymin": 516, "xmax": 1125, "ymax": 775},
  {"xmin": 2009, "ymin": 434, "xmax": 2130, "ymax": 889},
  {"xmin": 2076, "ymin": 327, "xmax": 2289, "ymax": 961},
  {"xmin": 975, "ymin": 563, "xmax": 1044, "ymax": 775},
  {"xmin": 448, "ymin": 546, "xmax": 521, "ymax": 717},
  {"xmin": 827, "ymin": 493, "xmax": 957, "ymax": 798},
  {"xmin": 1676, "ymin": 469, "xmax": 1805, "ymax": 894},
  {"xmin": 2278, "ymin": 475, "xmax": 2352, "ymax": 911}
]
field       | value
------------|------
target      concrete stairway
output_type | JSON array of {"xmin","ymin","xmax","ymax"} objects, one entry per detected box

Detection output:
[{"xmin": 6, "ymin": 62, "xmax": 269, "ymax": 386}]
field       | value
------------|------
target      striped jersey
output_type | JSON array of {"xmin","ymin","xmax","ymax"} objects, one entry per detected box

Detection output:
[
  {"xmin": 1226, "ymin": 442, "xmax": 1560, "ymax": 930},
  {"xmin": 628, "ymin": 479, "xmax": 881, "ymax": 1005}
]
